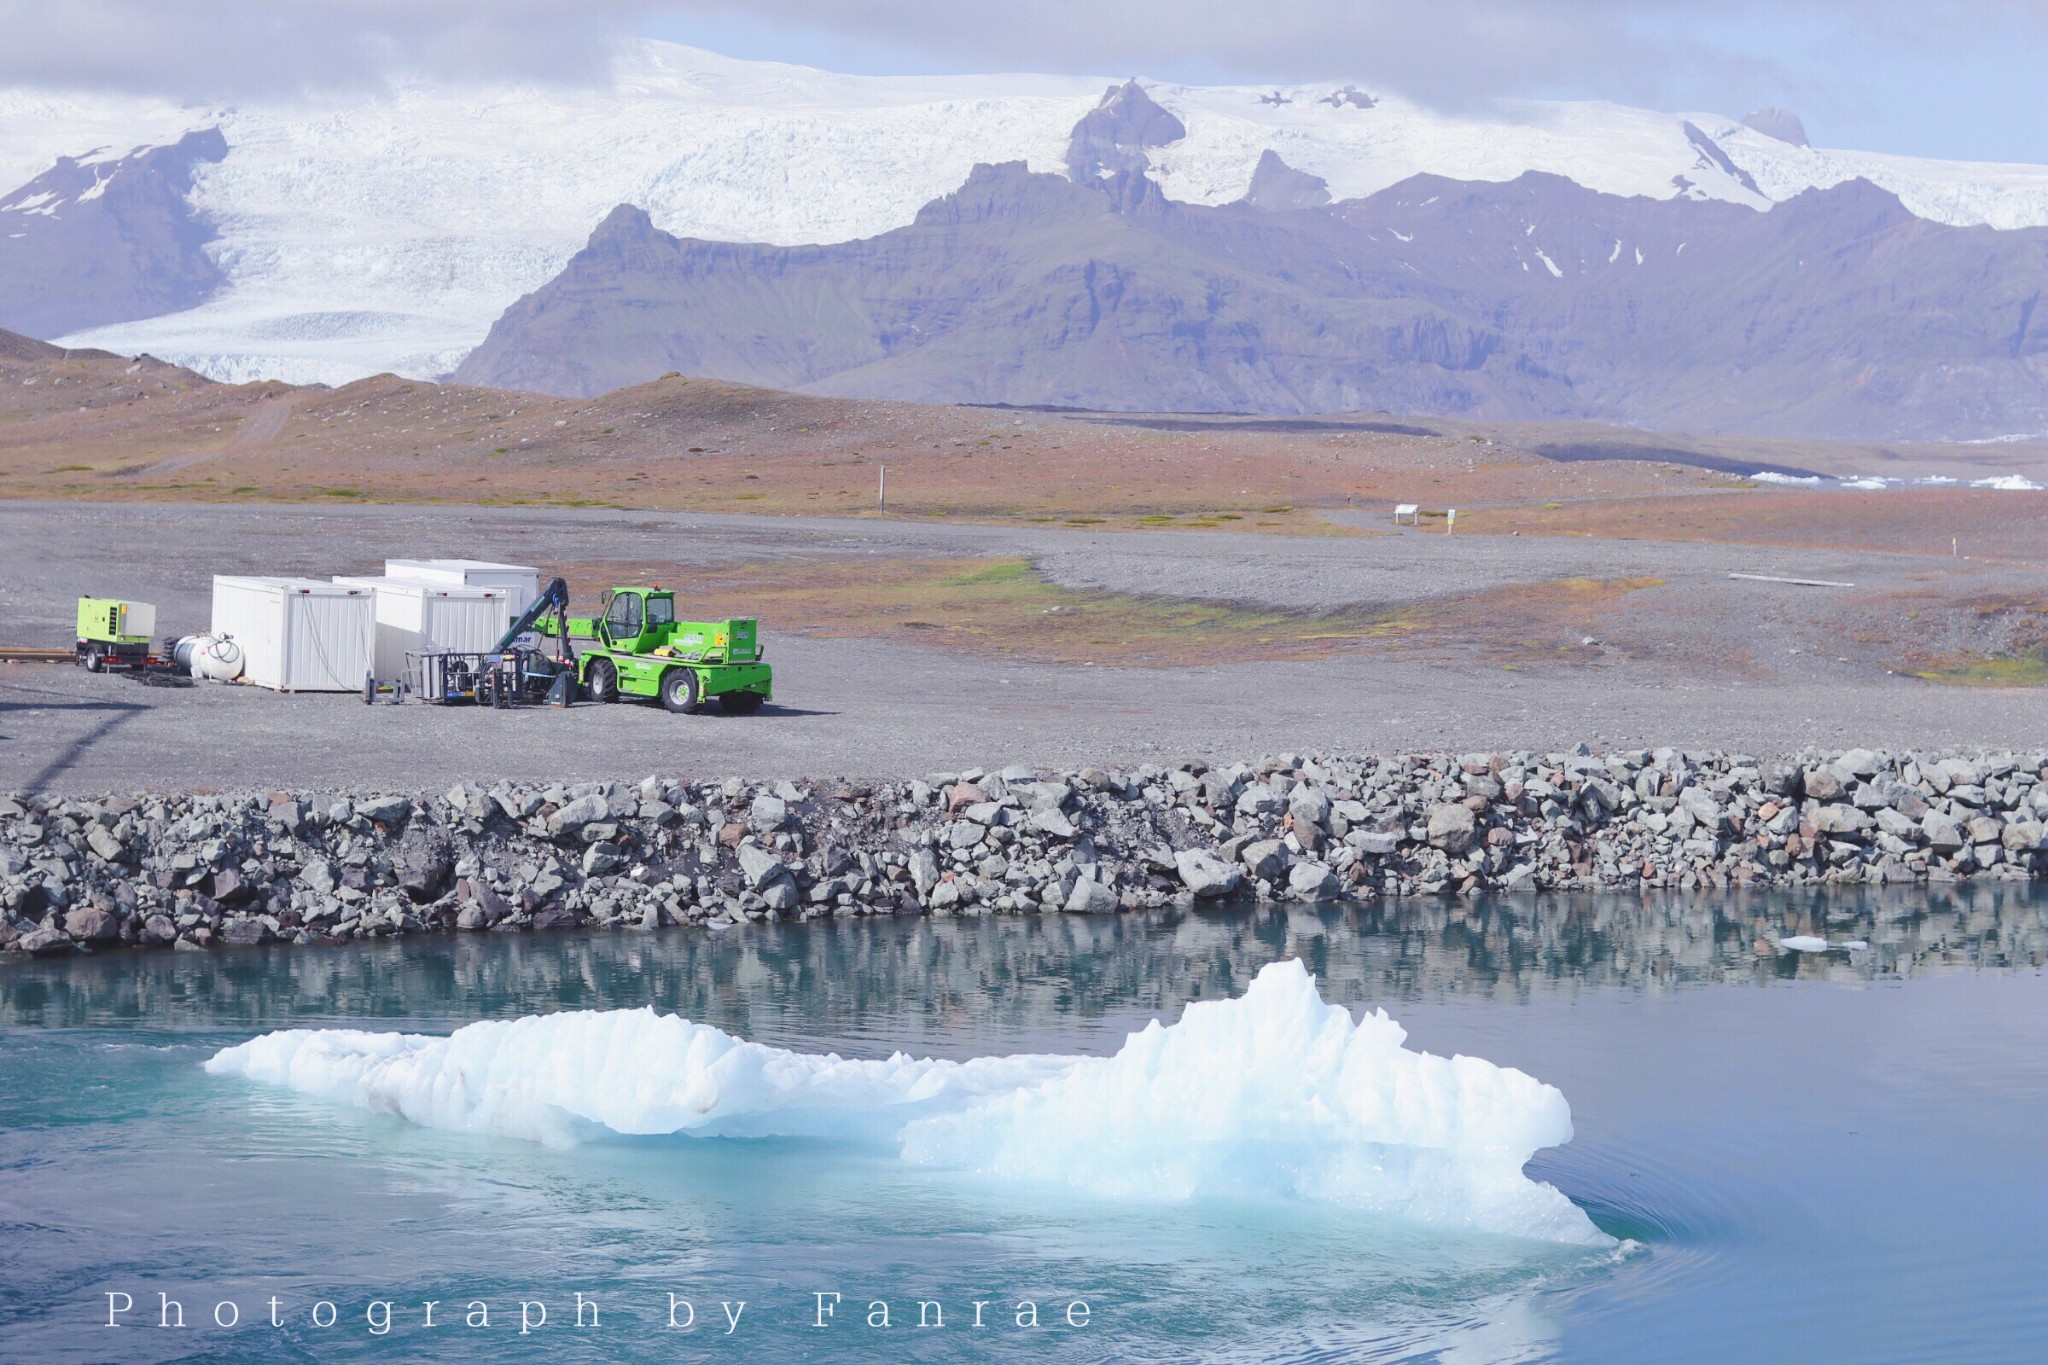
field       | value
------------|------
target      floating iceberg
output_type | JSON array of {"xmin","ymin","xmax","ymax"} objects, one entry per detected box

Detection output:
[
  {"xmin": 206, "ymin": 960, "xmax": 1608, "ymax": 1244},
  {"xmin": 204, "ymin": 1004, "xmax": 1068, "ymax": 1147},
  {"xmin": 1778, "ymin": 935, "xmax": 1865, "ymax": 952}
]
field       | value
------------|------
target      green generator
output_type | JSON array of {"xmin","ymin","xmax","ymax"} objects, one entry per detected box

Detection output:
[{"xmin": 76, "ymin": 597, "xmax": 157, "ymax": 672}]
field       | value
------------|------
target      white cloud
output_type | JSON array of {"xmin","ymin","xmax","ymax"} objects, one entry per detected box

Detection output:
[{"xmin": 0, "ymin": 0, "xmax": 2042, "ymax": 121}]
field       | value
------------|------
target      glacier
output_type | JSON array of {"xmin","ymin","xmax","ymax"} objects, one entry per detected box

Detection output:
[
  {"xmin": 11, "ymin": 39, "xmax": 2048, "ymax": 386},
  {"xmin": 205, "ymin": 959, "xmax": 1611, "ymax": 1246}
]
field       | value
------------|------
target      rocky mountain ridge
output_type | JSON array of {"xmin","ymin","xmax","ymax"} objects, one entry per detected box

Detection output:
[
  {"xmin": 0, "ymin": 128, "xmax": 225, "ymax": 338},
  {"xmin": 456, "ymin": 135, "xmax": 2048, "ymax": 439}
]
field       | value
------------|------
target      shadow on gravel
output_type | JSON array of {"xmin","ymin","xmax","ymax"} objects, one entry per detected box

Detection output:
[{"xmin": 4, "ymin": 700, "xmax": 148, "ymax": 795}]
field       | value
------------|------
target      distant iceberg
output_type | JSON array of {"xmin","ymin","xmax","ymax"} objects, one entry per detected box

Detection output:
[
  {"xmin": 207, "ymin": 960, "xmax": 1609, "ymax": 1245},
  {"xmin": 1748, "ymin": 470, "xmax": 2042, "ymax": 491}
]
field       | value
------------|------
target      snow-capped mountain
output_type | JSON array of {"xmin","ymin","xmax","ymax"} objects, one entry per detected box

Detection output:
[
  {"xmin": 452, "ymin": 158, "xmax": 2048, "ymax": 441},
  {"xmin": 7, "ymin": 38, "xmax": 2048, "ymax": 387}
]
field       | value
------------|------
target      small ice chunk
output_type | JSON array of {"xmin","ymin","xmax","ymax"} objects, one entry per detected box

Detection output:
[{"xmin": 1778, "ymin": 935, "xmax": 1829, "ymax": 952}]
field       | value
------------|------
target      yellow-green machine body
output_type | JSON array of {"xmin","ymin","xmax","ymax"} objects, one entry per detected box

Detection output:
[{"xmin": 75, "ymin": 597, "xmax": 157, "ymax": 671}]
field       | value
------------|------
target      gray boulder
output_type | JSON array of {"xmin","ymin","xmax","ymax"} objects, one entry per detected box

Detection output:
[
  {"xmin": 547, "ymin": 794, "xmax": 608, "ymax": 837},
  {"xmin": 63, "ymin": 906, "xmax": 120, "ymax": 944},
  {"xmin": 19, "ymin": 926, "xmax": 72, "ymax": 955},
  {"xmin": 750, "ymin": 793, "xmax": 789, "ymax": 834},
  {"xmin": 1064, "ymin": 878, "xmax": 1120, "ymax": 913},
  {"xmin": 1922, "ymin": 814, "xmax": 1965, "ymax": 850},
  {"xmin": 221, "ymin": 919, "xmax": 269, "ymax": 946},
  {"xmin": 1813, "ymin": 804, "xmax": 1874, "ymax": 836},
  {"xmin": 393, "ymin": 822, "xmax": 455, "ymax": 901},
  {"xmin": 1174, "ymin": 850, "xmax": 1244, "ymax": 899},
  {"xmin": 1426, "ymin": 803, "xmax": 1477, "ymax": 854},
  {"xmin": 1345, "ymin": 829, "xmax": 1401, "ymax": 857},
  {"xmin": 1288, "ymin": 788, "xmax": 1332, "ymax": 830},
  {"xmin": 1239, "ymin": 838, "xmax": 1289, "ymax": 880},
  {"xmin": 1287, "ymin": 862, "xmax": 1339, "ymax": 900},
  {"xmin": 737, "ymin": 843, "xmax": 787, "ymax": 892},
  {"xmin": 1678, "ymin": 786, "xmax": 1723, "ymax": 828},
  {"xmin": 1802, "ymin": 767, "xmax": 1844, "ymax": 802},
  {"xmin": 355, "ymin": 795, "xmax": 413, "ymax": 826},
  {"xmin": 1236, "ymin": 786, "xmax": 1285, "ymax": 817},
  {"xmin": 1029, "ymin": 808, "xmax": 1078, "ymax": 840},
  {"xmin": 86, "ymin": 826, "xmax": 128, "ymax": 864}
]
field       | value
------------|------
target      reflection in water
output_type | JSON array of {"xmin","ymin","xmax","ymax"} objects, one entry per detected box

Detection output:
[
  {"xmin": 3, "ymin": 885, "xmax": 2042, "ymax": 1365},
  {"xmin": 6, "ymin": 883, "xmax": 2040, "ymax": 1040}
]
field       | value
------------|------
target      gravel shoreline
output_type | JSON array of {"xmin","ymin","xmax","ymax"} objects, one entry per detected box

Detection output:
[{"xmin": 4, "ymin": 747, "xmax": 2043, "ymax": 958}]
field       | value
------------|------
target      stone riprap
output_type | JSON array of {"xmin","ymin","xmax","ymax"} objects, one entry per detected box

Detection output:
[{"xmin": 3, "ymin": 748, "xmax": 2044, "ymax": 957}]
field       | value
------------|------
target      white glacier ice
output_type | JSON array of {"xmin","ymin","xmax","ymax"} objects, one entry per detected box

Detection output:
[
  {"xmin": 12, "ymin": 39, "xmax": 2048, "ymax": 384},
  {"xmin": 206, "ymin": 959, "xmax": 1609, "ymax": 1245},
  {"xmin": 203, "ymin": 1004, "xmax": 1071, "ymax": 1147},
  {"xmin": 899, "ymin": 960, "xmax": 1605, "ymax": 1244},
  {"xmin": 1778, "ymin": 936, "xmax": 1867, "ymax": 952}
]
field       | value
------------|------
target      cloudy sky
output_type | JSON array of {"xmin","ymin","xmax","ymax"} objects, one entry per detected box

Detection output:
[{"xmin": 3, "ymin": 1, "xmax": 2044, "ymax": 163}]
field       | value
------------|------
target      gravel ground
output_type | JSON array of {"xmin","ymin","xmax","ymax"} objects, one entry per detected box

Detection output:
[
  {"xmin": 2, "ymin": 501, "xmax": 2039, "ymax": 795},
  {"xmin": 4, "ymin": 640, "xmax": 2041, "ymax": 796},
  {"xmin": 9, "ymin": 500, "xmax": 2025, "ymax": 630}
]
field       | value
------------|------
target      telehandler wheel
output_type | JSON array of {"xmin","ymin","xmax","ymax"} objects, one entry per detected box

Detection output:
[
  {"xmin": 660, "ymin": 668, "xmax": 700, "ymax": 714},
  {"xmin": 586, "ymin": 659, "xmax": 619, "ymax": 703},
  {"xmin": 719, "ymin": 689, "xmax": 766, "ymax": 715}
]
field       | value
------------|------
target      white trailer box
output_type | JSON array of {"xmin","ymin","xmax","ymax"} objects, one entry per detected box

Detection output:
[
  {"xmin": 383, "ymin": 560, "xmax": 540, "ymax": 619},
  {"xmin": 210, "ymin": 577, "xmax": 375, "ymax": 692},
  {"xmin": 333, "ymin": 578, "xmax": 511, "ymax": 679}
]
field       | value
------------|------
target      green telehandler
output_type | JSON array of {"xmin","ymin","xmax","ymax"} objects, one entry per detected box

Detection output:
[{"xmin": 540, "ymin": 585, "xmax": 772, "ymax": 715}]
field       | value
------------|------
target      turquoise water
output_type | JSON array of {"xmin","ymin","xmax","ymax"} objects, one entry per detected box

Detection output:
[{"xmin": 3, "ymin": 887, "xmax": 2044, "ymax": 1363}]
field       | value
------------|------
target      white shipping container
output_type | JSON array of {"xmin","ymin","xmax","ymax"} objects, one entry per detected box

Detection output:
[
  {"xmin": 333, "ymin": 578, "xmax": 510, "ymax": 679},
  {"xmin": 383, "ymin": 559, "xmax": 540, "ymax": 619},
  {"xmin": 210, "ymin": 577, "xmax": 375, "ymax": 692}
]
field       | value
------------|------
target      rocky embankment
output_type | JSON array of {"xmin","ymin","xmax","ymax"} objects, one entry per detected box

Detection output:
[{"xmin": 4, "ymin": 748, "xmax": 2045, "ymax": 957}]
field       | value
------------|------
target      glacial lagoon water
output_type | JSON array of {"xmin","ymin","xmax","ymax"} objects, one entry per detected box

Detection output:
[{"xmin": 3, "ymin": 885, "xmax": 2044, "ymax": 1363}]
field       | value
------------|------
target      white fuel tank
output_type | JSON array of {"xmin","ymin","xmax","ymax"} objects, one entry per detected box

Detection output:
[{"xmin": 175, "ymin": 633, "xmax": 245, "ymax": 681}]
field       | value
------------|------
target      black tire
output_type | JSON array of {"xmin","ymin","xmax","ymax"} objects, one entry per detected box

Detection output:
[
  {"xmin": 586, "ymin": 659, "xmax": 619, "ymax": 703},
  {"xmin": 83, "ymin": 646, "xmax": 104, "ymax": 673},
  {"xmin": 719, "ymin": 689, "xmax": 766, "ymax": 715},
  {"xmin": 660, "ymin": 668, "xmax": 700, "ymax": 715}
]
